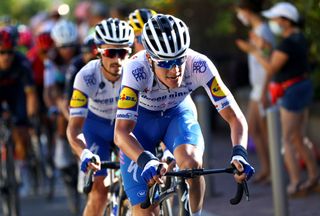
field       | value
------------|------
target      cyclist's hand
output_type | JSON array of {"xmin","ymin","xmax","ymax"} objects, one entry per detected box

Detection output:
[
  {"xmin": 141, "ymin": 160, "xmax": 168, "ymax": 186},
  {"xmin": 231, "ymin": 156, "xmax": 255, "ymax": 183},
  {"xmin": 80, "ymin": 149, "xmax": 101, "ymax": 173},
  {"xmin": 161, "ymin": 149, "xmax": 176, "ymax": 171}
]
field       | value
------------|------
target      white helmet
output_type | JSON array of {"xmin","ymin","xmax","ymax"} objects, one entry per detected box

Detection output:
[
  {"xmin": 94, "ymin": 18, "xmax": 134, "ymax": 46},
  {"xmin": 142, "ymin": 14, "xmax": 190, "ymax": 60},
  {"xmin": 51, "ymin": 19, "xmax": 78, "ymax": 46}
]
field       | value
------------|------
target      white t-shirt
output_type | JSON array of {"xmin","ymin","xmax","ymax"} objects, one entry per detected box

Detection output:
[
  {"xmin": 116, "ymin": 49, "xmax": 236, "ymax": 121},
  {"xmin": 69, "ymin": 59, "xmax": 121, "ymax": 120},
  {"xmin": 248, "ymin": 22, "xmax": 275, "ymax": 100}
]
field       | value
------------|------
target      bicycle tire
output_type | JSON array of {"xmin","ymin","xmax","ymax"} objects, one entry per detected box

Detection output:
[{"xmin": 2, "ymin": 137, "xmax": 20, "ymax": 216}]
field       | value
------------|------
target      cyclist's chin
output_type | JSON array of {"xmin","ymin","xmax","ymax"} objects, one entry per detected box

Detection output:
[{"xmin": 164, "ymin": 76, "xmax": 183, "ymax": 89}]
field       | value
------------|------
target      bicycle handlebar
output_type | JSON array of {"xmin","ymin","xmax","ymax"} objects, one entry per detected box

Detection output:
[
  {"xmin": 140, "ymin": 167, "xmax": 250, "ymax": 209},
  {"xmin": 82, "ymin": 160, "xmax": 120, "ymax": 194}
]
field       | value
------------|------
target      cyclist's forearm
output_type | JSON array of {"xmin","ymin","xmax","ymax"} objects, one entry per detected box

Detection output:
[
  {"xmin": 66, "ymin": 121, "xmax": 86, "ymax": 158},
  {"xmin": 219, "ymin": 104, "xmax": 248, "ymax": 149},
  {"xmin": 114, "ymin": 120, "xmax": 144, "ymax": 162}
]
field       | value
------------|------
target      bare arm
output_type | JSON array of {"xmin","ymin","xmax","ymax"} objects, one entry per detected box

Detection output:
[
  {"xmin": 114, "ymin": 118, "xmax": 145, "ymax": 162},
  {"xmin": 66, "ymin": 116, "xmax": 86, "ymax": 158},
  {"xmin": 218, "ymin": 103, "xmax": 248, "ymax": 149},
  {"xmin": 25, "ymin": 87, "xmax": 38, "ymax": 117}
]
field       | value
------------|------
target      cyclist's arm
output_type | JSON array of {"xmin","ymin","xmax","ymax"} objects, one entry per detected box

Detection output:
[
  {"xmin": 66, "ymin": 116, "xmax": 86, "ymax": 158},
  {"xmin": 114, "ymin": 119, "xmax": 144, "ymax": 162},
  {"xmin": 218, "ymin": 104, "xmax": 248, "ymax": 149},
  {"xmin": 25, "ymin": 86, "xmax": 38, "ymax": 117}
]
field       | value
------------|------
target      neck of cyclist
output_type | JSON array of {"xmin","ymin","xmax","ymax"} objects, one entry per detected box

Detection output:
[{"xmin": 100, "ymin": 60, "xmax": 121, "ymax": 82}]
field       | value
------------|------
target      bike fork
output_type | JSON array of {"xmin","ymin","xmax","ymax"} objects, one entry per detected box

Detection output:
[{"xmin": 176, "ymin": 177, "xmax": 192, "ymax": 216}]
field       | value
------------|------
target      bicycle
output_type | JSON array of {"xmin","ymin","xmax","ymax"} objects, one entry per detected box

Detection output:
[
  {"xmin": 141, "ymin": 166, "xmax": 250, "ymax": 216},
  {"xmin": 83, "ymin": 159, "xmax": 131, "ymax": 216},
  {"xmin": 0, "ymin": 102, "xmax": 20, "ymax": 216}
]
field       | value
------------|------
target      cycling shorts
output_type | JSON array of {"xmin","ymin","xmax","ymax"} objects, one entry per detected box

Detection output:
[
  {"xmin": 120, "ymin": 98, "xmax": 204, "ymax": 205},
  {"xmin": 83, "ymin": 111, "xmax": 115, "ymax": 176}
]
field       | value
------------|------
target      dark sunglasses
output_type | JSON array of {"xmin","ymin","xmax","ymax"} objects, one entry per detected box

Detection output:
[
  {"xmin": 152, "ymin": 56, "xmax": 187, "ymax": 69},
  {"xmin": 98, "ymin": 48, "xmax": 131, "ymax": 59},
  {"xmin": 0, "ymin": 50, "xmax": 14, "ymax": 55}
]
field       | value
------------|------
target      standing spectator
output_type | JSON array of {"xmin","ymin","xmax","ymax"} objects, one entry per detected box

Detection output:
[
  {"xmin": 238, "ymin": 2, "xmax": 319, "ymax": 196},
  {"xmin": 235, "ymin": 0, "xmax": 275, "ymax": 184}
]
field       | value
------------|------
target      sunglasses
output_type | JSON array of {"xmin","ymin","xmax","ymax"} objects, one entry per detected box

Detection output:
[
  {"xmin": 97, "ymin": 48, "xmax": 131, "ymax": 59},
  {"xmin": 0, "ymin": 50, "xmax": 14, "ymax": 55},
  {"xmin": 152, "ymin": 56, "xmax": 187, "ymax": 69}
]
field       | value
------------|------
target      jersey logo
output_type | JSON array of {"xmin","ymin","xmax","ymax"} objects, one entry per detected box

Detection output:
[
  {"xmin": 70, "ymin": 89, "xmax": 88, "ymax": 108},
  {"xmin": 118, "ymin": 86, "xmax": 138, "ymax": 110},
  {"xmin": 132, "ymin": 66, "xmax": 146, "ymax": 82},
  {"xmin": 193, "ymin": 60, "xmax": 207, "ymax": 73},
  {"xmin": 207, "ymin": 77, "xmax": 227, "ymax": 101}
]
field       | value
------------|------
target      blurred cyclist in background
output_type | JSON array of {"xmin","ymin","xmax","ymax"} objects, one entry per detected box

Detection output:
[
  {"xmin": 44, "ymin": 19, "xmax": 80, "ymax": 214},
  {"xmin": 66, "ymin": 18, "xmax": 134, "ymax": 216},
  {"xmin": 26, "ymin": 31, "xmax": 56, "ymax": 196},
  {"xmin": 0, "ymin": 27, "xmax": 38, "ymax": 195}
]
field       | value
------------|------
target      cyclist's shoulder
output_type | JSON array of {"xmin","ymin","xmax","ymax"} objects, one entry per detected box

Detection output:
[
  {"xmin": 74, "ymin": 60, "xmax": 100, "ymax": 88},
  {"xmin": 126, "ymin": 50, "xmax": 149, "ymax": 68},
  {"xmin": 186, "ymin": 49, "xmax": 211, "ymax": 64}
]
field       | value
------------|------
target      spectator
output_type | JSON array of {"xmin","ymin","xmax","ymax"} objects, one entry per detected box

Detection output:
[
  {"xmin": 235, "ymin": 0, "xmax": 275, "ymax": 184},
  {"xmin": 238, "ymin": 2, "xmax": 319, "ymax": 197}
]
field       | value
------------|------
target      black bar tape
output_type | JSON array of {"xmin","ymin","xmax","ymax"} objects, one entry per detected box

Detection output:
[
  {"xmin": 137, "ymin": 151, "xmax": 159, "ymax": 169},
  {"xmin": 232, "ymin": 145, "xmax": 248, "ymax": 161}
]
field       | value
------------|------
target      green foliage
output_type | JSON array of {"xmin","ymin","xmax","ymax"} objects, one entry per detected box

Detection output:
[{"xmin": 0, "ymin": 0, "xmax": 50, "ymax": 24}]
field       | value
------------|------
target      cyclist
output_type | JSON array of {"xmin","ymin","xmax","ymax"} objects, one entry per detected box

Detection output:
[
  {"xmin": 128, "ymin": 8, "xmax": 157, "ymax": 54},
  {"xmin": 44, "ymin": 19, "xmax": 80, "ymax": 214},
  {"xmin": 66, "ymin": 18, "xmax": 134, "ymax": 216},
  {"xmin": 0, "ymin": 27, "xmax": 38, "ymax": 195},
  {"xmin": 114, "ymin": 14, "xmax": 255, "ymax": 215}
]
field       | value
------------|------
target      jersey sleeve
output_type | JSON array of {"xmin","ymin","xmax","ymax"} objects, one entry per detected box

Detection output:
[
  {"xmin": 69, "ymin": 67, "xmax": 95, "ymax": 118},
  {"xmin": 116, "ymin": 61, "xmax": 147, "ymax": 121},
  {"xmin": 191, "ymin": 54, "xmax": 235, "ymax": 112}
]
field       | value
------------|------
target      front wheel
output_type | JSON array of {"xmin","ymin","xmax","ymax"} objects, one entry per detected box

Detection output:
[{"xmin": 1, "ymin": 139, "xmax": 20, "ymax": 216}]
